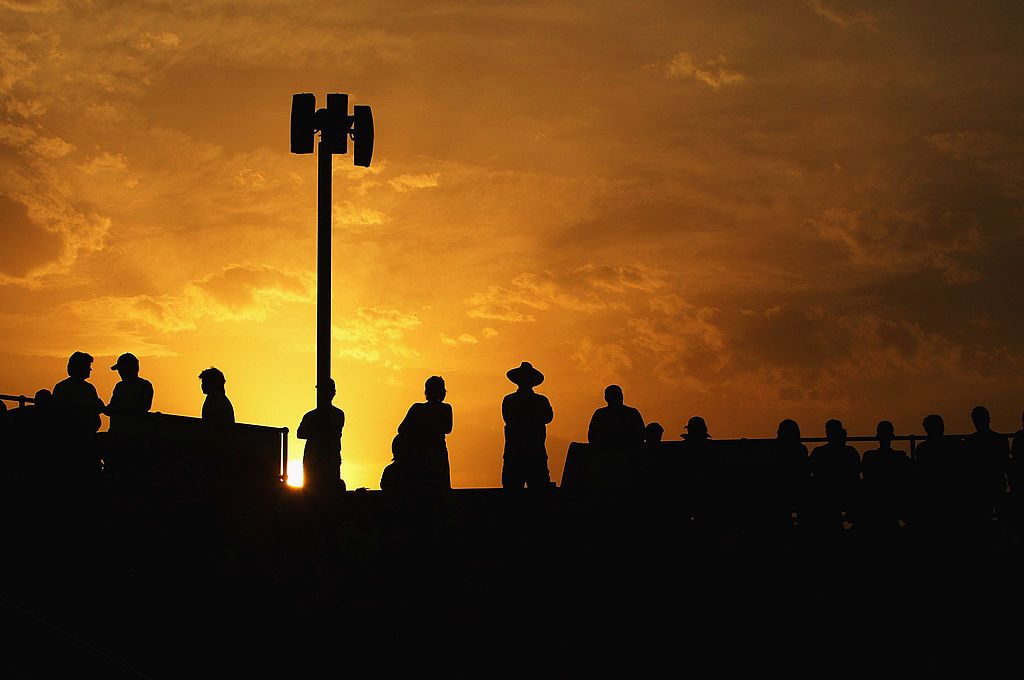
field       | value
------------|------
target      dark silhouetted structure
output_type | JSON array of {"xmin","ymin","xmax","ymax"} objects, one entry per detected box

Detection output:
[
  {"xmin": 298, "ymin": 378, "xmax": 345, "ymax": 492},
  {"xmin": 104, "ymin": 352, "xmax": 154, "ymax": 431},
  {"xmin": 394, "ymin": 375, "xmax": 453, "ymax": 491},
  {"xmin": 587, "ymin": 384, "xmax": 645, "ymax": 453},
  {"xmin": 501, "ymin": 362, "xmax": 553, "ymax": 489},
  {"xmin": 199, "ymin": 367, "xmax": 234, "ymax": 424}
]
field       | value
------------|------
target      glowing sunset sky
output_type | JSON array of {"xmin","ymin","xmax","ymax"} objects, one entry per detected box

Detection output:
[{"xmin": 2, "ymin": 1, "xmax": 1023, "ymax": 489}]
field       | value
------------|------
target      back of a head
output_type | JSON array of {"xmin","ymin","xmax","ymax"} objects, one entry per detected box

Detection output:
[
  {"xmin": 34, "ymin": 389, "xmax": 52, "ymax": 406},
  {"xmin": 825, "ymin": 419, "xmax": 844, "ymax": 443},
  {"xmin": 876, "ymin": 420, "xmax": 895, "ymax": 441},
  {"xmin": 424, "ymin": 375, "xmax": 445, "ymax": 401},
  {"xmin": 971, "ymin": 405, "xmax": 990, "ymax": 429},
  {"xmin": 923, "ymin": 414, "xmax": 944, "ymax": 437},
  {"xmin": 644, "ymin": 422, "xmax": 664, "ymax": 443},
  {"xmin": 604, "ymin": 384, "xmax": 623, "ymax": 407},
  {"xmin": 67, "ymin": 351, "xmax": 93, "ymax": 378},
  {"xmin": 777, "ymin": 418, "xmax": 801, "ymax": 442}
]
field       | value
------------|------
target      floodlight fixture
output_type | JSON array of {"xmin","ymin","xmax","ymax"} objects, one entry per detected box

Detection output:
[{"xmin": 290, "ymin": 92, "xmax": 375, "ymax": 410}]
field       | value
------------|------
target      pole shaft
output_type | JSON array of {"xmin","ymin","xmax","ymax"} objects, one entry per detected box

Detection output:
[{"xmin": 317, "ymin": 141, "xmax": 332, "ymax": 410}]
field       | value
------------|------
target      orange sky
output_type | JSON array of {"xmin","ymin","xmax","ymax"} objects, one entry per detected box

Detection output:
[{"xmin": 2, "ymin": 1, "xmax": 1023, "ymax": 489}]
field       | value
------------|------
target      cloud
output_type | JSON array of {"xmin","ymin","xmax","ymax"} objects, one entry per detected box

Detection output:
[
  {"xmin": 804, "ymin": 0, "xmax": 880, "ymax": 30},
  {"xmin": 660, "ymin": 52, "xmax": 745, "ymax": 90},
  {"xmin": 388, "ymin": 173, "xmax": 440, "ymax": 192},
  {"xmin": 334, "ymin": 307, "xmax": 421, "ymax": 368}
]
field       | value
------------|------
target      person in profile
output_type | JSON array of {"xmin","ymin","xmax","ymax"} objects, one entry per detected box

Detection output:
[
  {"xmin": 51, "ymin": 351, "xmax": 105, "ymax": 479},
  {"xmin": 297, "ymin": 378, "xmax": 345, "ymax": 493},
  {"xmin": 587, "ymin": 384, "xmax": 645, "ymax": 453},
  {"xmin": 501, "ymin": 362, "xmax": 553, "ymax": 489},
  {"xmin": 860, "ymin": 420, "xmax": 910, "ymax": 536},
  {"xmin": 396, "ymin": 375, "xmax": 453, "ymax": 491},
  {"xmin": 199, "ymin": 367, "xmax": 234, "ymax": 423},
  {"xmin": 52, "ymin": 351, "xmax": 104, "ymax": 436},
  {"xmin": 965, "ymin": 405, "xmax": 1009, "ymax": 524},
  {"xmin": 807, "ymin": 419, "xmax": 860, "ymax": 534},
  {"xmin": 104, "ymin": 353, "xmax": 154, "ymax": 432}
]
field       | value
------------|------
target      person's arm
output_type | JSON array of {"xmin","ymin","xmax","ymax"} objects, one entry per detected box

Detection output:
[
  {"xmin": 587, "ymin": 411, "xmax": 599, "ymax": 445},
  {"xmin": 143, "ymin": 382, "xmax": 154, "ymax": 412},
  {"xmin": 541, "ymin": 396, "xmax": 553, "ymax": 425},
  {"xmin": 442, "ymin": 403, "xmax": 452, "ymax": 435},
  {"xmin": 297, "ymin": 412, "xmax": 312, "ymax": 439}
]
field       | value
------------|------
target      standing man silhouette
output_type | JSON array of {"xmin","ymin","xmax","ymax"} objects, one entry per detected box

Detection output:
[
  {"xmin": 105, "ymin": 353, "xmax": 154, "ymax": 432},
  {"xmin": 587, "ymin": 384, "xmax": 645, "ymax": 452},
  {"xmin": 501, "ymin": 362, "xmax": 553, "ymax": 489},
  {"xmin": 298, "ymin": 378, "xmax": 346, "ymax": 492},
  {"xmin": 52, "ymin": 351, "xmax": 104, "ymax": 436}
]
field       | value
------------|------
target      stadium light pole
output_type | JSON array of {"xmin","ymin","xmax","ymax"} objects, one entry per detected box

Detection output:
[{"xmin": 291, "ymin": 93, "xmax": 374, "ymax": 409}]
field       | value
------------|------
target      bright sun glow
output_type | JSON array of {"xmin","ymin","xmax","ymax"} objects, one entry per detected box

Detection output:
[{"xmin": 286, "ymin": 460, "xmax": 304, "ymax": 487}]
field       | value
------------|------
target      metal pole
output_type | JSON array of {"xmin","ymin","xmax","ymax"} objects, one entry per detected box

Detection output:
[{"xmin": 317, "ymin": 140, "xmax": 332, "ymax": 410}]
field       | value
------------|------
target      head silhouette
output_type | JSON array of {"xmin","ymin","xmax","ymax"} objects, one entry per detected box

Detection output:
[
  {"xmin": 604, "ymin": 385, "xmax": 624, "ymax": 407},
  {"xmin": 825, "ymin": 419, "xmax": 846, "ymax": 444},
  {"xmin": 425, "ymin": 375, "xmax": 446, "ymax": 402},
  {"xmin": 67, "ymin": 351, "xmax": 93, "ymax": 380},
  {"xmin": 644, "ymin": 422, "xmax": 664, "ymax": 443},
  {"xmin": 876, "ymin": 420, "xmax": 895, "ymax": 444},
  {"xmin": 507, "ymin": 361, "xmax": 543, "ymax": 389},
  {"xmin": 922, "ymin": 414, "xmax": 944, "ymax": 437},
  {"xmin": 111, "ymin": 352, "xmax": 140, "ymax": 379},
  {"xmin": 971, "ymin": 405, "xmax": 990, "ymax": 430},
  {"xmin": 317, "ymin": 378, "xmax": 337, "ymax": 402},
  {"xmin": 777, "ymin": 418, "xmax": 801, "ymax": 442},
  {"xmin": 683, "ymin": 416, "xmax": 709, "ymax": 440},
  {"xmin": 199, "ymin": 367, "xmax": 226, "ymax": 395},
  {"xmin": 34, "ymin": 389, "xmax": 52, "ymax": 406}
]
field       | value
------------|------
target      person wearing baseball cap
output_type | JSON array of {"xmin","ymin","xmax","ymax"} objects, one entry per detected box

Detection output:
[{"xmin": 104, "ymin": 352, "xmax": 154, "ymax": 433}]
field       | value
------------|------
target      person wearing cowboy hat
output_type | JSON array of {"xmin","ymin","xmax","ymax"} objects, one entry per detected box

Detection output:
[
  {"xmin": 104, "ymin": 352, "xmax": 154, "ymax": 432},
  {"xmin": 501, "ymin": 361, "xmax": 554, "ymax": 489}
]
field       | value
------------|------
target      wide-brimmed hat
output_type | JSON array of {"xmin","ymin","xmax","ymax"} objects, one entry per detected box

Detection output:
[
  {"xmin": 110, "ymin": 352, "xmax": 139, "ymax": 370},
  {"xmin": 681, "ymin": 416, "xmax": 709, "ymax": 439},
  {"xmin": 507, "ymin": 361, "xmax": 543, "ymax": 387}
]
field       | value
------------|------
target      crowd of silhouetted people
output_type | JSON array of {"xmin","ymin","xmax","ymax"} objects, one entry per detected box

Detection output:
[{"xmin": 4, "ymin": 353, "xmax": 1024, "ymax": 547}]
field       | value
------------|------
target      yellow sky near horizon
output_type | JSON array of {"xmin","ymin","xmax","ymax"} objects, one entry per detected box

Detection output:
[{"xmin": 2, "ymin": 0, "xmax": 1024, "ymax": 489}]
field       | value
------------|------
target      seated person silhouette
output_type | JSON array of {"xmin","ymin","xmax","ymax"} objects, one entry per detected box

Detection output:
[
  {"xmin": 52, "ymin": 351, "xmax": 104, "ymax": 436},
  {"xmin": 395, "ymin": 375, "xmax": 453, "ymax": 491},
  {"xmin": 643, "ymin": 422, "xmax": 664, "ymax": 444},
  {"xmin": 860, "ymin": 420, "xmax": 910, "ymax": 532},
  {"xmin": 104, "ymin": 353, "xmax": 154, "ymax": 432},
  {"xmin": 501, "ymin": 362, "xmax": 553, "ymax": 490},
  {"xmin": 587, "ymin": 384, "xmax": 645, "ymax": 453},
  {"xmin": 807, "ymin": 419, "xmax": 860, "ymax": 530},
  {"xmin": 965, "ymin": 405, "xmax": 1009, "ymax": 522},
  {"xmin": 297, "ymin": 379, "xmax": 346, "ymax": 493},
  {"xmin": 681, "ymin": 416, "xmax": 710, "ymax": 441},
  {"xmin": 199, "ymin": 367, "xmax": 234, "ymax": 423}
]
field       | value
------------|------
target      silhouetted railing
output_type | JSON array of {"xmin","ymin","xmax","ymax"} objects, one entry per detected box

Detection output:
[{"xmin": 0, "ymin": 393, "xmax": 36, "ymax": 408}]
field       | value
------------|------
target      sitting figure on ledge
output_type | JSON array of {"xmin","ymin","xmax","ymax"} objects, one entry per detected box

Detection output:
[{"xmin": 587, "ymin": 384, "xmax": 645, "ymax": 453}]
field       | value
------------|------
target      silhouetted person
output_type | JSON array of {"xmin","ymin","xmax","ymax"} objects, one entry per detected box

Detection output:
[
  {"xmin": 298, "ymin": 379, "xmax": 345, "ymax": 493},
  {"xmin": 199, "ymin": 367, "xmax": 234, "ymax": 423},
  {"xmin": 104, "ymin": 353, "xmax": 153, "ymax": 432},
  {"xmin": 965, "ymin": 405, "xmax": 1009, "ymax": 523},
  {"xmin": 51, "ymin": 351, "xmax": 104, "ymax": 479},
  {"xmin": 643, "ymin": 422, "xmax": 664, "ymax": 444},
  {"xmin": 766, "ymin": 419, "xmax": 809, "ymax": 532},
  {"xmin": 912, "ymin": 414, "xmax": 959, "ymax": 537},
  {"xmin": 52, "ymin": 351, "xmax": 104, "ymax": 436},
  {"xmin": 396, "ymin": 376, "xmax": 453, "ymax": 490},
  {"xmin": 860, "ymin": 421, "xmax": 910, "ymax": 535},
  {"xmin": 807, "ymin": 419, "xmax": 860, "ymax": 533},
  {"xmin": 501, "ymin": 362, "xmax": 553, "ymax": 489},
  {"xmin": 681, "ymin": 416, "xmax": 709, "ymax": 441},
  {"xmin": 1010, "ymin": 411, "xmax": 1024, "ymax": 527},
  {"xmin": 587, "ymin": 385, "xmax": 645, "ymax": 454}
]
